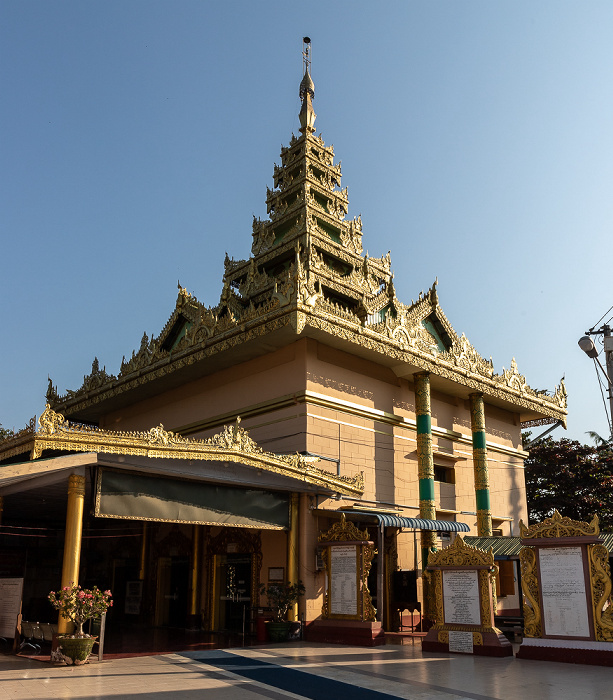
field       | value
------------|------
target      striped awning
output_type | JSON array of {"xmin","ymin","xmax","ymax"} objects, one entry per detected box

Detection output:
[
  {"xmin": 465, "ymin": 534, "xmax": 613, "ymax": 558},
  {"xmin": 464, "ymin": 536, "xmax": 522, "ymax": 557},
  {"xmin": 340, "ymin": 511, "xmax": 470, "ymax": 532}
]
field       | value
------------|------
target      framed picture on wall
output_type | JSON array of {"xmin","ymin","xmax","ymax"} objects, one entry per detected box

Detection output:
[{"xmin": 268, "ymin": 567, "xmax": 284, "ymax": 582}]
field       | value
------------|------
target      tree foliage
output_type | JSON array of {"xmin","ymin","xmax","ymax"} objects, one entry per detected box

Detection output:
[
  {"xmin": 0, "ymin": 424, "xmax": 13, "ymax": 442},
  {"xmin": 524, "ymin": 436, "xmax": 613, "ymax": 530}
]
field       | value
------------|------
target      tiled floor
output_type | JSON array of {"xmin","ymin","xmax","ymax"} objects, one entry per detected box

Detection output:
[{"xmin": 1, "ymin": 641, "xmax": 611, "ymax": 700}]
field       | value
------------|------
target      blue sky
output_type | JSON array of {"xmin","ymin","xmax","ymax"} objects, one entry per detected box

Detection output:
[{"xmin": 1, "ymin": 1, "xmax": 612, "ymax": 443}]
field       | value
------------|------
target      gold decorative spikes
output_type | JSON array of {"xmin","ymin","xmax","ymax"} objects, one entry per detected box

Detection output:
[
  {"xmin": 46, "ymin": 76, "xmax": 568, "ymax": 434},
  {"xmin": 318, "ymin": 513, "xmax": 370, "ymax": 543},
  {"xmin": 5, "ymin": 406, "xmax": 365, "ymax": 498},
  {"xmin": 201, "ymin": 416, "xmax": 261, "ymax": 453},
  {"xmin": 519, "ymin": 510, "xmax": 600, "ymax": 540},
  {"xmin": 589, "ymin": 544, "xmax": 613, "ymax": 642},
  {"xmin": 519, "ymin": 547, "xmax": 541, "ymax": 638},
  {"xmin": 427, "ymin": 536, "xmax": 495, "ymax": 569}
]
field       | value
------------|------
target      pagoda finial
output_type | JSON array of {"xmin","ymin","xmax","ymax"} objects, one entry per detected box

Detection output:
[{"xmin": 299, "ymin": 37, "xmax": 316, "ymax": 134}]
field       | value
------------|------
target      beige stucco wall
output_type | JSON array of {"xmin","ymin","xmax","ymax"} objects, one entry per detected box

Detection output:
[
  {"xmin": 95, "ymin": 336, "xmax": 528, "ymax": 621},
  {"xmin": 100, "ymin": 342, "xmax": 307, "ymax": 435}
]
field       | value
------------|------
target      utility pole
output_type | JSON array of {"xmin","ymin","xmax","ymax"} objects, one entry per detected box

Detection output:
[{"xmin": 578, "ymin": 324, "xmax": 613, "ymax": 440}]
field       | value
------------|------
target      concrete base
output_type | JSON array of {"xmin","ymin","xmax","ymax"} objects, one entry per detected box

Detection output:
[
  {"xmin": 422, "ymin": 628, "xmax": 513, "ymax": 657},
  {"xmin": 305, "ymin": 619, "xmax": 386, "ymax": 646},
  {"xmin": 517, "ymin": 638, "xmax": 613, "ymax": 667}
]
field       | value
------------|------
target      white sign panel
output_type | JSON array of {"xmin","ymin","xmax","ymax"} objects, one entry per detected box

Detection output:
[
  {"xmin": 539, "ymin": 546, "xmax": 590, "ymax": 638},
  {"xmin": 0, "ymin": 578, "xmax": 24, "ymax": 637},
  {"xmin": 443, "ymin": 570, "xmax": 481, "ymax": 626},
  {"xmin": 330, "ymin": 545, "xmax": 358, "ymax": 616},
  {"xmin": 448, "ymin": 630, "xmax": 474, "ymax": 654}
]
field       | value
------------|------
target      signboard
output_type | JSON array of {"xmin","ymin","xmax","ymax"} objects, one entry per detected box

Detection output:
[
  {"xmin": 443, "ymin": 570, "xmax": 481, "ymax": 626},
  {"xmin": 448, "ymin": 630, "xmax": 474, "ymax": 654},
  {"xmin": 539, "ymin": 546, "xmax": 590, "ymax": 638},
  {"xmin": 0, "ymin": 578, "xmax": 24, "ymax": 637},
  {"xmin": 330, "ymin": 545, "xmax": 358, "ymax": 616},
  {"xmin": 125, "ymin": 581, "xmax": 143, "ymax": 615}
]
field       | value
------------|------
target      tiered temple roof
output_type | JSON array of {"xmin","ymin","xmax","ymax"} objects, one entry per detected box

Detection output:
[{"xmin": 45, "ymin": 59, "xmax": 567, "ymax": 428}]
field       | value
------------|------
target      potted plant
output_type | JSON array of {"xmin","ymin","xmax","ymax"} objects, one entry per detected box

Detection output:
[
  {"xmin": 259, "ymin": 580, "xmax": 305, "ymax": 642},
  {"xmin": 48, "ymin": 582, "xmax": 113, "ymax": 664}
]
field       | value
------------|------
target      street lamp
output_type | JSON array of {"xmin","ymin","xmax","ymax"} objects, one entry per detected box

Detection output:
[
  {"xmin": 578, "ymin": 335, "xmax": 598, "ymax": 359},
  {"xmin": 578, "ymin": 325, "xmax": 613, "ymax": 440}
]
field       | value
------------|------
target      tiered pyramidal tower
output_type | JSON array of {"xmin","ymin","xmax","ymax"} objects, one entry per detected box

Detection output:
[{"xmin": 223, "ymin": 37, "xmax": 397, "ymax": 337}]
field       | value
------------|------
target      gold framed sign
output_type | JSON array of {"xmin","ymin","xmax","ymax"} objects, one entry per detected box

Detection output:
[{"xmin": 318, "ymin": 514, "xmax": 376, "ymax": 622}]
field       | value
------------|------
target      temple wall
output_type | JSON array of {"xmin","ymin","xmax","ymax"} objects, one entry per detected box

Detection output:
[
  {"xmin": 93, "ymin": 335, "xmax": 527, "ymax": 624},
  {"xmin": 100, "ymin": 341, "xmax": 308, "ymax": 434}
]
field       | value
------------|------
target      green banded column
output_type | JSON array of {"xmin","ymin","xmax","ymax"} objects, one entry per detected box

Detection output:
[
  {"xmin": 470, "ymin": 393, "xmax": 492, "ymax": 536},
  {"xmin": 416, "ymin": 372, "xmax": 436, "ymax": 621},
  {"xmin": 415, "ymin": 373, "xmax": 437, "ymax": 560}
]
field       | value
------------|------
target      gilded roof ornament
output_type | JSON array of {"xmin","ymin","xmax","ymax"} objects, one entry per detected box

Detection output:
[
  {"xmin": 318, "ymin": 513, "xmax": 370, "ymax": 543},
  {"xmin": 427, "ymin": 535, "xmax": 494, "ymax": 568},
  {"xmin": 1, "ymin": 405, "xmax": 365, "ymax": 497},
  {"xmin": 519, "ymin": 509, "xmax": 600, "ymax": 540},
  {"xmin": 299, "ymin": 38, "xmax": 316, "ymax": 134}
]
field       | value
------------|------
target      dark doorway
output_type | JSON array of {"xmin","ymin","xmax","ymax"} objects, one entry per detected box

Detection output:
[
  {"xmin": 217, "ymin": 554, "xmax": 252, "ymax": 634},
  {"xmin": 155, "ymin": 556, "xmax": 189, "ymax": 627}
]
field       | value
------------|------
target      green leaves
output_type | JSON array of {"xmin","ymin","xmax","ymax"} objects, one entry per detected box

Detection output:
[
  {"xmin": 259, "ymin": 581, "xmax": 305, "ymax": 622},
  {"xmin": 48, "ymin": 582, "xmax": 113, "ymax": 633},
  {"xmin": 525, "ymin": 437, "xmax": 613, "ymax": 529}
]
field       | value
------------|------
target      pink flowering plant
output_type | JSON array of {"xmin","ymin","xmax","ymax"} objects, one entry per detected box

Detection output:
[{"xmin": 48, "ymin": 583, "xmax": 113, "ymax": 637}]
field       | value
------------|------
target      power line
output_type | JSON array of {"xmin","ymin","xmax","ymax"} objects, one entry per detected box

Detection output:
[
  {"xmin": 594, "ymin": 361, "xmax": 613, "ymax": 436},
  {"xmin": 590, "ymin": 305, "xmax": 613, "ymax": 330}
]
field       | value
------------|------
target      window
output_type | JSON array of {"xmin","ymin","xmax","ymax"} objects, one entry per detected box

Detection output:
[{"xmin": 433, "ymin": 465, "xmax": 455, "ymax": 483}]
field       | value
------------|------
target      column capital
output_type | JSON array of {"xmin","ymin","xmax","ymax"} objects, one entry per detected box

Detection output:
[{"xmin": 67, "ymin": 473, "xmax": 86, "ymax": 496}]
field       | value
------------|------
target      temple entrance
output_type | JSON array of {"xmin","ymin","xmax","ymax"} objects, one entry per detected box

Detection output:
[
  {"xmin": 215, "ymin": 553, "xmax": 252, "ymax": 633},
  {"xmin": 205, "ymin": 528, "xmax": 262, "ymax": 633},
  {"xmin": 155, "ymin": 556, "xmax": 189, "ymax": 627}
]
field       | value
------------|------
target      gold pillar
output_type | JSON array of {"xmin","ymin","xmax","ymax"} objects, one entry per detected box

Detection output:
[
  {"xmin": 469, "ymin": 393, "xmax": 493, "ymax": 536},
  {"xmin": 138, "ymin": 522, "xmax": 148, "ymax": 580},
  {"xmin": 210, "ymin": 555, "xmax": 219, "ymax": 631},
  {"xmin": 287, "ymin": 492, "xmax": 299, "ymax": 621},
  {"xmin": 58, "ymin": 474, "xmax": 85, "ymax": 634},
  {"xmin": 189, "ymin": 524, "xmax": 201, "ymax": 618},
  {"xmin": 298, "ymin": 493, "xmax": 309, "ymax": 621}
]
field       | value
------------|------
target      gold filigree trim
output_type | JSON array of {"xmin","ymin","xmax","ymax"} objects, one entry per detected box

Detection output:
[
  {"xmin": 519, "ymin": 547, "xmax": 541, "ymax": 637},
  {"xmin": 319, "ymin": 515, "xmax": 377, "ymax": 622},
  {"xmin": 14, "ymin": 406, "xmax": 365, "ymax": 497},
  {"xmin": 427, "ymin": 536, "xmax": 494, "ymax": 568},
  {"xmin": 589, "ymin": 543, "xmax": 613, "ymax": 642},
  {"xmin": 519, "ymin": 510, "xmax": 600, "ymax": 540},
  {"xmin": 318, "ymin": 513, "xmax": 370, "ymax": 542}
]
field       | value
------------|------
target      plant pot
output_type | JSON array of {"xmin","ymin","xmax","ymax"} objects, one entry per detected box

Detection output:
[
  {"xmin": 266, "ymin": 621, "xmax": 291, "ymax": 643},
  {"xmin": 56, "ymin": 636, "xmax": 96, "ymax": 665}
]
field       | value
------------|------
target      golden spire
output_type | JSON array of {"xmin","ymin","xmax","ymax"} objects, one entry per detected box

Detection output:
[{"xmin": 299, "ymin": 37, "xmax": 316, "ymax": 133}]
